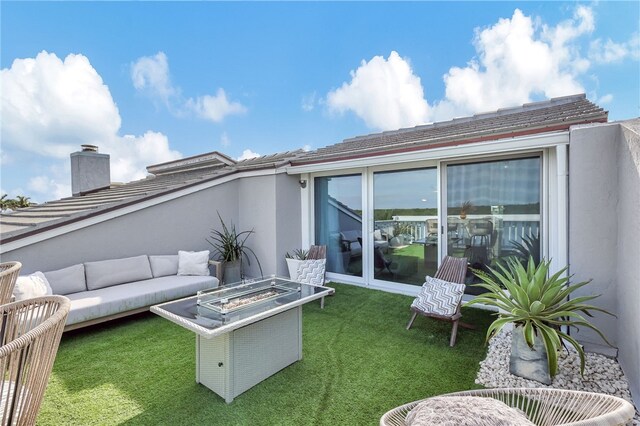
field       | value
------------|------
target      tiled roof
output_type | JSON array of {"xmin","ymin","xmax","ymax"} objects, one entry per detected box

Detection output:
[
  {"xmin": 292, "ymin": 94, "xmax": 607, "ymax": 165},
  {"xmin": 0, "ymin": 150, "xmax": 304, "ymax": 243}
]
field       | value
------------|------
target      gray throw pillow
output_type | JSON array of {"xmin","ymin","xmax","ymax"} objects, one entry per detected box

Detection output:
[
  {"xmin": 149, "ymin": 255, "xmax": 179, "ymax": 278},
  {"xmin": 44, "ymin": 264, "xmax": 87, "ymax": 295},
  {"xmin": 85, "ymin": 255, "xmax": 153, "ymax": 290}
]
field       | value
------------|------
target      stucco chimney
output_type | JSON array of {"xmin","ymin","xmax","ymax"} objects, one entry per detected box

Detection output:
[{"xmin": 70, "ymin": 145, "xmax": 110, "ymax": 196}]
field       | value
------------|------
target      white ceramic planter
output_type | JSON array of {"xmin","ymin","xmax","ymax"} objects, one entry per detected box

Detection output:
[{"xmin": 286, "ymin": 258, "xmax": 305, "ymax": 281}]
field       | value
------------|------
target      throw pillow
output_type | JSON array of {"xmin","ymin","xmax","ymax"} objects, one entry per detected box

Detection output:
[
  {"xmin": 405, "ymin": 396, "xmax": 534, "ymax": 426},
  {"xmin": 149, "ymin": 255, "xmax": 179, "ymax": 277},
  {"xmin": 44, "ymin": 264, "xmax": 87, "ymax": 295},
  {"xmin": 177, "ymin": 250, "xmax": 210, "ymax": 276},
  {"xmin": 411, "ymin": 276, "xmax": 465, "ymax": 317},
  {"xmin": 14, "ymin": 271, "xmax": 53, "ymax": 301}
]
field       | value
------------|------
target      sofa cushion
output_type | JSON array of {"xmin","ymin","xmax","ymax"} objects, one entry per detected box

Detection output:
[
  {"xmin": 14, "ymin": 272, "xmax": 53, "ymax": 301},
  {"xmin": 177, "ymin": 250, "xmax": 210, "ymax": 276},
  {"xmin": 44, "ymin": 264, "xmax": 86, "ymax": 295},
  {"xmin": 85, "ymin": 255, "xmax": 153, "ymax": 291},
  {"xmin": 149, "ymin": 255, "xmax": 179, "ymax": 278},
  {"xmin": 64, "ymin": 275, "xmax": 219, "ymax": 326}
]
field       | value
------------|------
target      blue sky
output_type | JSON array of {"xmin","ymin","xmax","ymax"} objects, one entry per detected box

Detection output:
[{"xmin": 1, "ymin": 1, "xmax": 639, "ymax": 203}]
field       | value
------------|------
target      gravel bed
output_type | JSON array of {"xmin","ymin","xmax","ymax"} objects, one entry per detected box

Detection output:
[{"xmin": 475, "ymin": 330, "xmax": 639, "ymax": 424}]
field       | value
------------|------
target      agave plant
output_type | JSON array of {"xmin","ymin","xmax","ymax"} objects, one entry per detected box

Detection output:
[
  {"xmin": 466, "ymin": 257, "xmax": 613, "ymax": 377},
  {"xmin": 207, "ymin": 212, "xmax": 263, "ymax": 277},
  {"xmin": 510, "ymin": 234, "xmax": 541, "ymax": 266},
  {"xmin": 285, "ymin": 249, "xmax": 309, "ymax": 260}
]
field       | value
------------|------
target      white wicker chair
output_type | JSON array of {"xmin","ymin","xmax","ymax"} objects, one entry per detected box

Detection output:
[
  {"xmin": 0, "ymin": 295, "xmax": 70, "ymax": 425},
  {"xmin": 0, "ymin": 262, "xmax": 22, "ymax": 306},
  {"xmin": 380, "ymin": 388, "xmax": 636, "ymax": 426}
]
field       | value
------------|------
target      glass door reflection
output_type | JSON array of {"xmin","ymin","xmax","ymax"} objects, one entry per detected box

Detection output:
[
  {"xmin": 373, "ymin": 168, "xmax": 438, "ymax": 286},
  {"xmin": 446, "ymin": 157, "xmax": 541, "ymax": 287}
]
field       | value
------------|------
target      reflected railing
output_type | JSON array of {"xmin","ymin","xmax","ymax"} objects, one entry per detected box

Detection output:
[{"xmin": 375, "ymin": 215, "xmax": 539, "ymax": 248}]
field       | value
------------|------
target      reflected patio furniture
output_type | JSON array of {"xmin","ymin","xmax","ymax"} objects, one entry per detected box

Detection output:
[
  {"xmin": 380, "ymin": 388, "xmax": 636, "ymax": 426},
  {"xmin": 0, "ymin": 295, "xmax": 70, "ymax": 424},
  {"xmin": 0, "ymin": 261, "xmax": 22, "ymax": 305},
  {"xmin": 426, "ymin": 219, "xmax": 438, "ymax": 238},
  {"xmin": 465, "ymin": 218, "xmax": 494, "ymax": 266},
  {"xmin": 406, "ymin": 256, "xmax": 472, "ymax": 346}
]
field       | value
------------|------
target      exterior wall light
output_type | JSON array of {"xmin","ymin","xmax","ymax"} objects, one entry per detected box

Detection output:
[{"xmin": 299, "ymin": 179, "xmax": 307, "ymax": 189}]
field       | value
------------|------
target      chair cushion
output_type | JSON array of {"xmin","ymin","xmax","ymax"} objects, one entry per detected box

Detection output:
[
  {"xmin": 149, "ymin": 255, "xmax": 179, "ymax": 278},
  {"xmin": 177, "ymin": 250, "xmax": 210, "ymax": 276},
  {"xmin": 64, "ymin": 275, "xmax": 219, "ymax": 326},
  {"xmin": 405, "ymin": 396, "xmax": 534, "ymax": 426},
  {"xmin": 85, "ymin": 255, "xmax": 153, "ymax": 291},
  {"xmin": 296, "ymin": 259, "xmax": 326, "ymax": 286},
  {"xmin": 13, "ymin": 272, "xmax": 52, "ymax": 301},
  {"xmin": 411, "ymin": 276, "xmax": 465, "ymax": 317},
  {"xmin": 44, "ymin": 264, "xmax": 87, "ymax": 295}
]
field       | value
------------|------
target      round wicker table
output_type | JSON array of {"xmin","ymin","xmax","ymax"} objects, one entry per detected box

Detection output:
[{"xmin": 380, "ymin": 388, "xmax": 636, "ymax": 426}]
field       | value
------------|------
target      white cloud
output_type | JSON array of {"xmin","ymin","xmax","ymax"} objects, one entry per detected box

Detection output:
[
  {"xmin": 301, "ymin": 92, "xmax": 317, "ymax": 112},
  {"xmin": 131, "ymin": 52, "xmax": 246, "ymax": 123},
  {"xmin": 131, "ymin": 52, "xmax": 175, "ymax": 104},
  {"xmin": 28, "ymin": 175, "xmax": 70, "ymax": 201},
  {"xmin": 237, "ymin": 149, "xmax": 260, "ymax": 161},
  {"xmin": 1, "ymin": 51, "xmax": 182, "ymax": 202},
  {"xmin": 598, "ymin": 93, "xmax": 614, "ymax": 104},
  {"xmin": 326, "ymin": 51, "xmax": 430, "ymax": 130},
  {"xmin": 589, "ymin": 33, "xmax": 640, "ymax": 64},
  {"xmin": 302, "ymin": 144, "xmax": 312, "ymax": 152},
  {"xmin": 440, "ymin": 7, "xmax": 593, "ymax": 118},
  {"xmin": 186, "ymin": 89, "xmax": 247, "ymax": 123},
  {"xmin": 1, "ymin": 51, "xmax": 121, "ymax": 158},
  {"xmin": 220, "ymin": 132, "xmax": 231, "ymax": 147},
  {"xmin": 326, "ymin": 6, "xmax": 618, "ymax": 129}
]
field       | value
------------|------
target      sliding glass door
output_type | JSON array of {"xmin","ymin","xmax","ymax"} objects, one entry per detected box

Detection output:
[
  {"xmin": 372, "ymin": 168, "xmax": 438, "ymax": 286},
  {"xmin": 446, "ymin": 157, "xmax": 541, "ymax": 284},
  {"xmin": 314, "ymin": 175, "xmax": 363, "ymax": 277}
]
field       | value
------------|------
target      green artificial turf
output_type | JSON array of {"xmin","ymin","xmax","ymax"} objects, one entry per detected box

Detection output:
[{"xmin": 39, "ymin": 283, "xmax": 494, "ymax": 425}]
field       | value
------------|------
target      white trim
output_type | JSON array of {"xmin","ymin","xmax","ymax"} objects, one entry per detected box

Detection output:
[
  {"xmin": 287, "ymin": 132, "xmax": 569, "ymax": 174},
  {"xmin": 1, "ymin": 168, "xmax": 282, "ymax": 253},
  {"xmin": 554, "ymin": 145, "xmax": 569, "ymax": 271},
  {"xmin": 300, "ymin": 173, "xmax": 310, "ymax": 249}
]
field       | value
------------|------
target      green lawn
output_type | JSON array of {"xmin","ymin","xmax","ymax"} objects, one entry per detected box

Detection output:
[{"xmin": 39, "ymin": 283, "xmax": 493, "ymax": 425}]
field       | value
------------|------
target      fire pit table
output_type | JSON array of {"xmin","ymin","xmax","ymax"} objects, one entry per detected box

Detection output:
[{"xmin": 151, "ymin": 276, "xmax": 333, "ymax": 403}]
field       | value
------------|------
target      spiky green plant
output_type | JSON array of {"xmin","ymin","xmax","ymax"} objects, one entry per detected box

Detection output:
[
  {"xmin": 466, "ymin": 257, "xmax": 613, "ymax": 377},
  {"xmin": 207, "ymin": 212, "xmax": 263, "ymax": 277},
  {"xmin": 285, "ymin": 249, "xmax": 309, "ymax": 260},
  {"xmin": 510, "ymin": 233, "xmax": 541, "ymax": 266}
]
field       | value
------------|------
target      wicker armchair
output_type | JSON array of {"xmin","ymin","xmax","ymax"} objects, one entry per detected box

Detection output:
[
  {"xmin": 0, "ymin": 262, "xmax": 22, "ymax": 305},
  {"xmin": 380, "ymin": 388, "xmax": 636, "ymax": 426},
  {"xmin": 0, "ymin": 296, "xmax": 70, "ymax": 425}
]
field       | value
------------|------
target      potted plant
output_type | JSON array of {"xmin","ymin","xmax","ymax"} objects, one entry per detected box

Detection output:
[
  {"xmin": 207, "ymin": 212, "xmax": 263, "ymax": 284},
  {"xmin": 466, "ymin": 257, "xmax": 612, "ymax": 384},
  {"xmin": 285, "ymin": 249, "xmax": 309, "ymax": 281},
  {"xmin": 459, "ymin": 200, "xmax": 474, "ymax": 220}
]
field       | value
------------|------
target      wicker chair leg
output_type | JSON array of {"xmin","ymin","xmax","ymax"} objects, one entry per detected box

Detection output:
[
  {"xmin": 450, "ymin": 319, "xmax": 460, "ymax": 347},
  {"xmin": 320, "ymin": 296, "xmax": 325, "ymax": 309},
  {"xmin": 406, "ymin": 312, "xmax": 418, "ymax": 330}
]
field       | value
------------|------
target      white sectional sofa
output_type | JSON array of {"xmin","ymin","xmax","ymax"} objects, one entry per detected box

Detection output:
[{"xmin": 40, "ymin": 254, "xmax": 221, "ymax": 330}]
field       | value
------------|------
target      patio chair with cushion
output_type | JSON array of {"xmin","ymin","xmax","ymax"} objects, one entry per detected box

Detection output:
[
  {"xmin": 406, "ymin": 256, "xmax": 471, "ymax": 346},
  {"xmin": 0, "ymin": 295, "xmax": 70, "ymax": 425},
  {"xmin": 0, "ymin": 261, "xmax": 22, "ymax": 305},
  {"xmin": 380, "ymin": 388, "xmax": 635, "ymax": 426}
]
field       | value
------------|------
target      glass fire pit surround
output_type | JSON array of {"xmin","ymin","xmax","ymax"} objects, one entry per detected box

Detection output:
[{"xmin": 151, "ymin": 277, "xmax": 334, "ymax": 403}]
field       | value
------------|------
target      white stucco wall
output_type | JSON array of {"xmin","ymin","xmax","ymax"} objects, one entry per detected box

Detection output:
[
  {"xmin": 569, "ymin": 119, "xmax": 640, "ymax": 403},
  {"xmin": 615, "ymin": 120, "xmax": 640, "ymax": 401}
]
